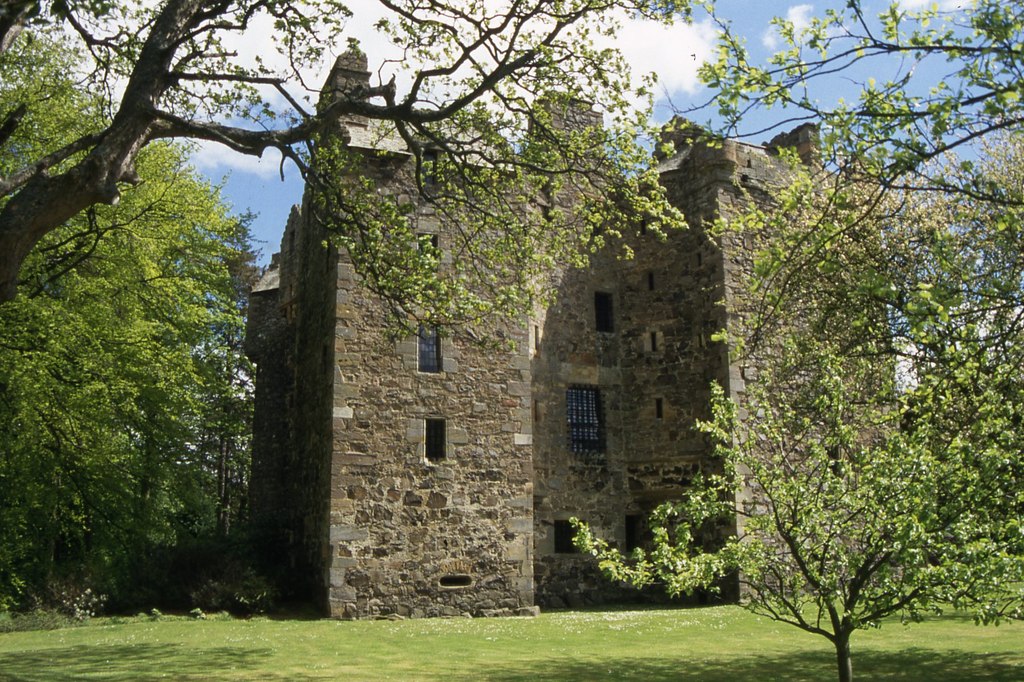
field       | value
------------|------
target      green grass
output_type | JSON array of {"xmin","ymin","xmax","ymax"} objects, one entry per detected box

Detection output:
[{"xmin": 0, "ymin": 606, "xmax": 1020, "ymax": 681}]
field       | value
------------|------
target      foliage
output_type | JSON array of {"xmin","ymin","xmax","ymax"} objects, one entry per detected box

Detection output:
[
  {"xmin": 0, "ymin": 0, "xmax": 689, "ymax": 315},
  {"xmin": 310, "ymin": 95, "xmax": 682, "ymax": 326},
  {"xmin": 576, "ymin": 142, "xmax": 1024, "ymax": 682},
  {"xmin": 695, "ymin": 0, "xmax": 1024, "ymax": 198},
  {"xmin": 0, "ymin": 36, "xmax": 257, "ymax": 611}
]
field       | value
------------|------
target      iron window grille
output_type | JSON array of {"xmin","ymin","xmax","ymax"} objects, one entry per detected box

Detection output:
[{"xmin": 567, "ymin": 385, "xmax": 605, "ymax": 456}]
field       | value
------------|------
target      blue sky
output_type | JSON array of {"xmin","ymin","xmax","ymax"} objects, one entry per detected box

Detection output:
[{"xmin": 194, "ymin": 1, "xmax": 933, "ymax": 264}]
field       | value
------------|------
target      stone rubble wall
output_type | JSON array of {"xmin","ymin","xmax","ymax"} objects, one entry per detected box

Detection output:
[{"xmin": 324, "ymin": 154, "xmax": 535, "ymax": 619}]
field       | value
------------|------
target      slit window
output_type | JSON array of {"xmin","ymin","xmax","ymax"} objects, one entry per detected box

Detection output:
[
  {"xmin": 625, "ymin": 514, "xmax": 644, "ymax": 552},
  {"xmin": 647, "ymin": 271, "xmax": 655, "ymax": 291},
  {"xmin": 418, "ymin": 325, "xmax": 442, "ymax": 373},
  {"xmin": 650, "ymin": 331, "xmax": 659, "ymax": 352},
  {"xmin": 655, "ymin": 398, "xmax": 664, "ymax": 419},
  {"xmin": 417, "ymin": 233, "xmax": 440, "ymax": 266},
  {"xmin": 567, "ymin": 385, "xmax": 604, "ymax": 454},
  {"xmin": 422, "ymin": 149, "xmax": 438, "ymax": 187},
  {"xmin": 595, "ymin": 292, "xmax": 614, "ymax": 332},
  {"xmin": 554, "ymin": 520, "xmax": 578, "ymax": 554},
  {"xmin": 425, "ymin": 418, "xmax": 446, "ymax": 461}
]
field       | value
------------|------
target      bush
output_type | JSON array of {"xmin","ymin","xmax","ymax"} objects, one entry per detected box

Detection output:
[
  {"xmin": 0, "ymin": 609, "xmax": 75, "ymax": 633},
  {"xmin": 160, "ymin": 535, "xmax": 278, "ymax": 615}
]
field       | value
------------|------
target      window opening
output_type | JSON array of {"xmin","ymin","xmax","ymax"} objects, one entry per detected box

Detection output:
[
  {"xmin": 425, "ymin": 418, "xmax": 446, "ymax": 461},
  {"xmin": 567, "ymin": 385, "xmax": 605, "ymax": 455},
  {"xmin": 650, "ymin": 331, "xmax": 658, "ymax": 352},
  {"xmin": 655, "ymin": 398, "xmax": 664, "ymax": 419},
  {"xmin": 647, "ymin": 271, "xmax": 655, "ymax": 291},
  {"xmin": 625, "ymin": 514, "xmax": 644, "ymax": 552},
  {"xmin": 439, "ymin": 575, "xmax": 472, "ymax": 588},
  {"xmin": 418, "ymin": 325, "xmax": 442, "ymax": 373},
  {"xmin": 422, "ymin": 149, "xmax": 439, "ymax": 187},
  {"xmin": 594, "ymin": 292, "xmax": 614, "ymax": 332},
  {"xmin": 554, "ymin": 519, "xmax": 578, "ymax": 554}
]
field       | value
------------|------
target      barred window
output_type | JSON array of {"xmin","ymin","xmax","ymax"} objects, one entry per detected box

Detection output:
[
  {"xmin": 418, "ymin": 325, "xmax": 442, "ymax": 373},
  {"xmin": 567, "ymin": 385, "xmax": 604, "ymax": 454}
]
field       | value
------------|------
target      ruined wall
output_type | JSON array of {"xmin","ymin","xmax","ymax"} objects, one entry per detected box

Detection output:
[
  {"xmin": 244, "ymin": 255, "xmax": 294, "ymax": 563},
  {"xmin": 532, "ymin": 128, "xmax": 798, "ymax": 607}
]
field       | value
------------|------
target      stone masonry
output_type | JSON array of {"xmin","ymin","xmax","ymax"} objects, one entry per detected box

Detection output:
[{"xmin": 244, "ymin": 51, "xmax": 814, "ymax": 618}]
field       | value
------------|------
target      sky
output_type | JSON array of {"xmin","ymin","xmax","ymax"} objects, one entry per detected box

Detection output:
[{"xmin": 189, "ymin": 1, "xmax": 927, "ymax": 264}]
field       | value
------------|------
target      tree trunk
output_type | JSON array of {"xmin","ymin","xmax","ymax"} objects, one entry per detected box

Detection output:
[{"xmin": 835, "ymin": 632, "xmax": 853, "ymax": 682}]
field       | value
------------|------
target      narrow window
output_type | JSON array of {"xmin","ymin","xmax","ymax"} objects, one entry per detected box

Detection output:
[
  {"xmin": 534, "ymin": 325, "xmax": 541, "ymax": 353},
  {"xmin": 594, "ymin": 292, "xmax": 614, "ymax": 333},
  {"xmin": 567, "ymin": 385, "xmax": 604, "ymax": 455},
  {"xmin": 425, "ymin": 418, "xmax": 446, "ymax": 462},
  {"xmin": 422, "ymin": 149, "xmax": 438, "ymax": 187},
  {"xmin": 655, "ymin": 398, "xmax": 664, "ymax": 419},
  {"xmin": 554, "ymin": 520, "xmax": 578, "ymax": 554},
  {"xmin": 650, "ymin": 331, "xmax": 658, "ymax": 352},
  {"xmin": 418, "ymin": 325, "xmax": 442, "ymax": 373},
  {"xmin": 696, "ymin": 251, "xmax": 703, "ymax": 268},
  {"xmin": 647, "ymin": 271, "xmax": 655, "ymax": 291},
  {"xmin": 625, "ymin": 514, "xmax": 643, "ymax": 552},
  {"xmin": 533, "ymin": 399, "xmax": 541, "ymax": 425},
  {"xmin": 417, "ymin": 232, "xmax": 440, "ymax": 259}
]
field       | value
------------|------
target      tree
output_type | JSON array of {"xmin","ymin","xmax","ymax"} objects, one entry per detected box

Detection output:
[
  {"xmin": 575, "ymin": 144, "xmax": 1024, "ymax": 682},
  {"xmin": 696, "ymin": 0, "xmax": 1024, "ymax": 200},
  {"xmin": 0, "ymin": 35, "xmax": 258, "ymax": 610},
  {"xmin": 0, "ymin": 0, "xmax": 687, "ymax": 310}
]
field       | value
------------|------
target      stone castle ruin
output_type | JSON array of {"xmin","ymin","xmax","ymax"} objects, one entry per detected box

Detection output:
[{"xmin": 244, "ymin": 51, "xmax": 817, "ymax": 619}]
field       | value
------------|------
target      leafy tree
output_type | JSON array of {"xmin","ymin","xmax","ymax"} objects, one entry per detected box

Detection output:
[
  {"xmin": 696, "ymin": 0, "xmax": 1024, "ymax": 199},
  {"xmin": 0, "ymin": 35, "xmax": 257, "ymax": 610},
  {"xmin": 0, "ymin": 0, "xmax": 688, "ymax": 311},
  {"xmin": 576, "ymin": 143, "xmax": 1024, "ymax": 682}
]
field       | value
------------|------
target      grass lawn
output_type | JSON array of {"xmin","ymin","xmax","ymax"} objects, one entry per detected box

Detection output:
[{"xmin": 0, "ymin": 606, "xmax": 1020, "ymax": 681}]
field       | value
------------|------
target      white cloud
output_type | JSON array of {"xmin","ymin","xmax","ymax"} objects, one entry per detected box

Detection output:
[
  {"xmin": 191, "ymin": 140, "xmax": 294, "ymax": 181},
  {"xmin": 762, "ymin": 4, "xmax": 814, "ymax": 50},
  {"xmin": 617, "ymin": 17, "xmax": 717, "ymax": 99},
  {"xmin": 898, "ymin": 0, "xmax": 966, "ymax": 10}
]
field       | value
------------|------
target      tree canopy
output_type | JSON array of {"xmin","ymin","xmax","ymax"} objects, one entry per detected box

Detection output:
[
  {"xmin": 0, "ymin": 0, "xmax": 689, "ymax": 311},
  {"xmin": 696, "ymin": 0, "xmax": 1024, "ymax": 198},
  {"xmin": 0, "ymin": 35, "xmax": 258, "ymax": 612},
  {"xmin": 577, "ymin": 136, "xmax": 1024, "ymax": 681}
]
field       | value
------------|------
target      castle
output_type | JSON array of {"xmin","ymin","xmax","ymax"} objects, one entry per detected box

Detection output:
[{"xmin": 244, "ymin": 51, "xmax": 816, "ymax": 619}]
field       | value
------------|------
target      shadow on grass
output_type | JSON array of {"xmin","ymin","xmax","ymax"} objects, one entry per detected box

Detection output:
[
  {"xmin": 0, "ymin": 638, "xmax": 1020, "ymax": 681},
  {"xmin": 0, "ymin": 643, "xmax": 279, "ymax": 682},
  {"xmin": 481, "ymin": 648, "xmax": 1023, "ymax": 682}
]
